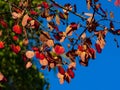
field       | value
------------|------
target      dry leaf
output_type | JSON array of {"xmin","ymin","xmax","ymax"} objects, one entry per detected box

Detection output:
[
  {"xmin": 81, "ymin": 33, "xmax": 86, "ymax": 39},
  {"xmin": 87, "ymin": 0, "xmax": 91, "ymax": 10},
  {"xmin": 55, "ymin": 15, "xmax": 60, "ymax": 25},
  {"xmin": 39, "ymin": 31, "xmax": 50, "ymax": 42},
  {"xmin": 22, "ymin": 14, "xmax": 29, "ymax": 26},
  {"xmin": 110, "ymin": 11, "xmax": 114, "ymax": 18},
  {"xmin": 65, "ymin": 25, "xmax": 72, "ymax": 36}
]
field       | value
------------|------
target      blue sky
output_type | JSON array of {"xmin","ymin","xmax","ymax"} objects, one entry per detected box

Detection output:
[{"xmin": 35, "ymin": 0, "xmax": 120, "ymax": 90}]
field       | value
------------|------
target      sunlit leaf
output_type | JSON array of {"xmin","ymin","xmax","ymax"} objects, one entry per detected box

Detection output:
[{"xmin": 25, "ymin": 51, "xmax": 35, "ymax": 59}]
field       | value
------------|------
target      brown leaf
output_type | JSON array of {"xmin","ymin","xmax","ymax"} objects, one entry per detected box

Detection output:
[
  {"xmin": 55, "ymin": 15, "xmax": 60, "ymax": 25},
  {"xmin": 110, "ymin": 11, "xmax": 114, "ymax": 18},
  {"xmin": 86, "ymin": 0, "xmax": 91, "ymax": 10},
  {"xmin": 39, "ymin": 31, "xmax": 50, "ymax": 42},
  {"xmin": 46, "ymin": 14, "xmax": 54, "ymax": 21},
  {"xmin": 96, "ymin": 38, "xmax": 105, "ymax": 49}
]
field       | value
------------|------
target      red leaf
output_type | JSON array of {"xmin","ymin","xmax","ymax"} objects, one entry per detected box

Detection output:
[
  {"xmin": 13, "ymin": 25, "xmax": 22, "ymax": 34},
  {"xmin": 88, "ymin": 48, "xmax": 96, "ymax": 59},
  {"xmin": 114, "ymin": 0, "xmax": 120, "ymax": 6},
  {"xmin": 0, "ymin": 41, "xmax": 5, "ymax": 49},
  {"xmin": 32, "ymin": 47, "xmax": 39, "ymax": 51},
  {"xmin": 10, "ymin": 44, "xmax": 21, "ymax": 54},
  {"xmin": 70, "ymin": 22, "xmax": 78, "ymax": 30},
  {"xmin": 42, "ymin": 1, "xmax": 49, "ymax": 8},
  {"xmin": 95, "ymin": 43, "xmax": 102, "ymax": 53},
  {"xmin": 67, "ymin": 69, "xmax": 75, "ymax": 78},
  {"xmin": 13, "ymin": 36, "xmax": 19, "ymax": 41},
  {"xmin": 78, "ymin": 45, "xmax": 83, "ymax": 51},
  {"xmin": 36, "ymin": 52, "xmax": 45, "ymax": 60},
  {"xmin": 30, "ymin": 10, "xmax": 38, "ymax": 15},
  {"xmin": 0, "ymin": 20, "xmax": 8, "ymax": 28},
  {"xmin": 58, "ymin": 66, "xmax": 65, "ymax": 75},
  {"xmin": 54, "ymin": 45, "xmax": 65, "ymax": 55}
]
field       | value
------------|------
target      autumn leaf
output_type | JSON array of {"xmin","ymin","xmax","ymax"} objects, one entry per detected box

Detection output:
[
  {"xmin": 22, "ymin": 14, "xmax": 29, "ymax": 27},
  {"xmin": 58, "ymin": 66, "xmax": 65, "ymax": 75},
  {"xmin": 114, "ymin": 0, "xmax": 120, "ymax": 6},
  {"xmin": 0, "ymin": 72, "xmax": 4, "ymax": 81},
  {"xmin": 46, "ymin": 39, "xmax": 54, "ymax": 47},
  {"xmin": 13, "ymin": 25, "xmax": 22, "ymax": 34},
  {"xmin": 0, "ymin": 41, "xmax": 5, "ymax": 49},
  {"xmin": 36, "ymin": 52, "xmax": 45, "ymax": 60},
  {"xmin": 95, "ymin": 43, "xmax": 102, "ymax": 53},
  {"xmin": 67, "ymin": 68, "xmax": 75, "ymax": 78},
  {"xmin": 110, "ymin": 11, "xmax": 114, "ymax": 18},
  {"xmin": 0, "ymin": 20, "xmax": 8, "ymax": 28},
  {"xmin": 39, "ymin": 58, "xmax": 48, "ymax": 66},
  {"xmin": 55, "ymin": 15, "xmax": 60, "ymax": 25},
  {"xmin": 25, "ymin": 51, "xmax": 35, "ymax": 59},
  {"xmin": 54, "ymin": 45, "xmax": 65, "ymax": 55},
  {"xmin": 26, "ymin": 61, "xmax": 32, "ymax": 69}
]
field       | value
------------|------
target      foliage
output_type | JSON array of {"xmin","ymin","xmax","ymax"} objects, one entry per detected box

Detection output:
[
  {"xmin": 0, "ymin": 0, "xmax": 120, "ymax": 88},
  {"xmin": 0, "ymin": 0, "xmax": 49, "ymax": 90}
]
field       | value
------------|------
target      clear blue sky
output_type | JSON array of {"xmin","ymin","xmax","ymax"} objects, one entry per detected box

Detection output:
[{"xmin": 35, "ymin": 0, "xmax": 120, "ymax": 90}]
